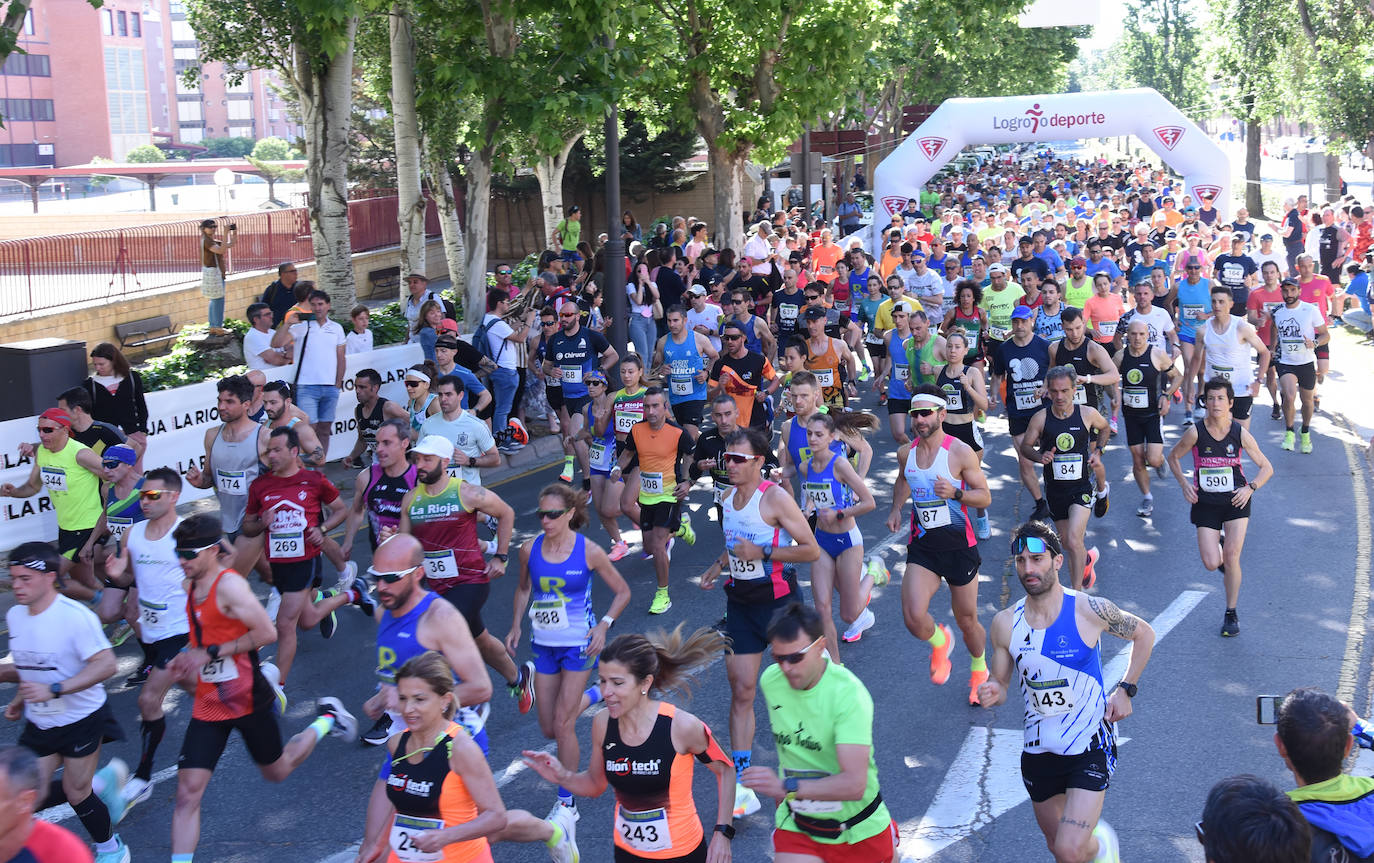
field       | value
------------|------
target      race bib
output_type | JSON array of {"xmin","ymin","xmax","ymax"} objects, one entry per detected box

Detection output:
[
  {"xmin": 1209, "ymin": 365, "xmax": 1233, "ymax": 382},
  {"xmin": 39, "ymin": 467, "xmax": 66, "ymax": 493},
  {"xmin": 617, "ymin": 807, "xmax": 670, "ymax": 853},
  {"xmin": 215, "ymin": 469, "xmax": 246, "ymax": 495},
  {"xmin": 1123, "ymin": 386, "xmax": 1149, "ymax": 409},
  {"xmin": 560, "ymin": 365, "xmax": 583, "ymax": 384},
  {"xmin": 780, "ymin": 304, "xmax": 799, "ymax": 322},
  {"xmin": 786, "ymin": 769, "xmax": 843, "ymax": 814},
  {"xmin": 864, "ymin": 331, "xmax": 883, "ymax": 346},
  {"xmin": 713, "ymin": 481, "xmax": 732, "ymax": 505},
  {"xmin": 1051, "ymin": 453, "xmax": 1084, "ymax": 481},
  {"xmin": 987, "ymin": 324, "xmax": 1009, "ymax": 341},
  {"xmin": 1028, "ymin": 678, "xmax": 1073, "ymax": 716},
  {"xmin": 1198, "ymin": 466, "xmax": 1235, "ymax": 493},
  {"xmin": 1182, "ymin": 304, "xmax": 1205, "ymax": 322},
  {"xmin": 728, "ymin": 553, "xmax": 762, "ymax": 579},
  {"xmin": 390, "ymin": 814, "xmax": 444, "ymax": 863},
  {"xmin": 28, "ymin": 695, "xmax": 63, "ymax": 717},
  {"xmin": 589, "ymin": 441, "xmax": 614, "ymax": 471},
  {"xmin": 670, "ymin": 377, "xmax": 693, "ymax": 396},
  {"xmin": 916, "ymin": 499, "xmax": 952, "ymax": 529},
  {"xmin": 640, "ymin": 472, "xmax": 664, "ymax": 495},
  {"xmin": 1096, "ymin": 319, "xmax": 1118, "ymax": 338},
  {"xmin": 803, "ymin": 481, "xmax": 836, "ymax": 510},
  {"xmin": 895, "ymin": 365, "xmax": 911, "ymax": 385},
  {"xmin": 614, "ymin": 410, "xmax": 642, "ymax": 433},
  {"xmin": 423, "ymin": 549, "xmax": 457, "ymax": 580},
  {"xmin": 1280, "ymin": 338, "xmax": 1305, "ymax": 362},
  {"xmin": 1013, "ymin": 387, "xmax": 1041, "ymax": 411},
  {"xmin": 530, "ymin": 599, "xmax": 568, "ymax": 632},
  {"xmin": 138, "ymin": 598, "xmax": 166, "ymax": 628},
  {"xmin": 1073, "ymin": 384, "xmax": 1087, "ymax": 405},
  {"xmin": 107, "ymin": 516, "xmax": 133, "ymax": 544},
  {"xmin": 200, "ymin": 657, "xmax": 238, "ymax": 683},
  {"xmin": 834, "ymin": 298, "xmax": 851, "ymax": 313},
  {"xmin": 945, "ymin": 389, "xmax": 964, "ymax": 412},
  {"xmin": 269, "ymin": 531, "xmax": 305, "ymax": 559},
  {"xmin": 814, "ymin": 368, "xmax": 835, "ymax": 388}
]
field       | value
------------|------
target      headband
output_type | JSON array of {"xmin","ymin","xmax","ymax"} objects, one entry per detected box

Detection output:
[
  {"xmin": 405, "ymin": 370, "xmax": 431, "ymax": 383},
  {"xmin": 910, "ymin": 393, "xmax": 948, "ymax": 409}
]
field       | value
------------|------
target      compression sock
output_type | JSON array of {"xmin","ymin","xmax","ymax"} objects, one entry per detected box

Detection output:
[
  {"xmin": 557, "ymin": 787, "xmax": 574, "ymax": 805},
  {"xmin": 172, "ymin": 855, "xmax": 195, "ymax": 863},
  {"xmin": 308, "ymin": 714, "xmax": 336, "ymax": 742},
  {"xmin": 970, "ymin": 653, "xmax": 988, "ymax": 673},
  {"xmin": 926, "ymin": 625, "xmax": 949, "ymax": 649},
  {"xmin": 582, "ymin": 478, "xmax": 592, "ymax": 491},
  {"xmin": 71, "ymin": 791, "xmax": 113, "ymax": 843},
  {"xmin": 137, "ymin": 715, "xmax": 167, "ymax": 780},
  {"xmin": 1301, "ymin": 424, "xmax": 1310, "ymax": 433},
  {"xmin": 584, "ymin": 685, "xmax": 602, "ymax": 707},
  {"xmin": 732, "ymin": 751, "xmax": 752, "ymax": 781}
]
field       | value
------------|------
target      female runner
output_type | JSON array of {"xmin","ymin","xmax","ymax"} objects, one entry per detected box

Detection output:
[
  {"xmin": 936, "ymin": 330, "xmax": 991, "ymax": 538},
  {"xmin": 578, "ymin": 370, "xmax": 632, "ymax": 559}
]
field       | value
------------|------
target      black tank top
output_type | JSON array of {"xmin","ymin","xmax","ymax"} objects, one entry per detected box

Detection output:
[
  {"xmin": 385, "ymin": 725, "xmax": 463, "ymax": 818},
  {"xmin": 1040, "ymin": 404, "xmax": 1092, "ymax": 487},
  {"xmin": 936, "ymin": 364, "xmax": 972, "ymax": 415},
  {"xmin": 1193, "ymin": 419, "xmax": 1246, "ymax": 504},
  {"xmin": 1053, "ymin": 337, "xmax": 1098, "ymax": 407},
  {"xmin": 1119, "ymin": 346, "xmax": 1160, "ymax": 416},
  {"xmin": 604, "ymin": 706, "xmax": 679, "ymax": 808},
  {"xmin": 366, "ymin": 462, "xmax": 418, "ymax": 548},
  {"xmin": 356, "ymin": 397, "xmax": 390, "ymax": 459}
]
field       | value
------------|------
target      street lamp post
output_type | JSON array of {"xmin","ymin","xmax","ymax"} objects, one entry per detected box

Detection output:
[{"xmin": 602, "ymin": 57, "xmax": 627, "ymax": 370}]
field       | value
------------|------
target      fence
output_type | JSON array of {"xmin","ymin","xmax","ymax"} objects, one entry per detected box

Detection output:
[{"xmin": 0, "ymin": 196, "xmax": 442, "ymax": 318}]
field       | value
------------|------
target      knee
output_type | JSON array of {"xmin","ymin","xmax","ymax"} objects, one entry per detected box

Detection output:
[
  {"xmin": 1052, "ymin": 834, "xmax": 1093, "ymax": 863},
  {"xmin": 137, "ymin": 691, "xmax": 159, "ymax": 716},
  {"xmin": 174, "ymin": 780, "xmax": 206, "ymax": 811},
  {"xmin": 954, "ymin": 608, "xmax": 980, "ymax": 632},
  {"xmin": 729, "ymin": 681, "xmax": 756, "ymax": 710}
]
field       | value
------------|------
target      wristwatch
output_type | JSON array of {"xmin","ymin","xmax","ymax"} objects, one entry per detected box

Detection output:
[
  {"xmin": 713, "ymin": 824, "xmax": 736, "ymax": 840},
  {"xmin": 205, "ymin": 643, "xmax": 221, "ymax": 661},
  {"xmin": 783, "ymin": 776, "xmax": 801, "ymax": 794},
  {"xmin": 492, "ymin": 553, "xmax": 509, "ymax": 563},
  {"xmin": 49, "ymin": 682, "xmax": 63, "ymax": 698},
  {"xmin": 954, "ymin": 488, "xmax": 964, "ymax": 502},
  {"xmin": 1117, "ymin": 681, "xmax": 1138, "ymax": 698},
  {"xmin": 762, "ymin": 544, "xmax": 774, "ymax": 564}
]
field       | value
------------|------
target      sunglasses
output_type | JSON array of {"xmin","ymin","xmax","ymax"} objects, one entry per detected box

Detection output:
[
  {"xmin": 404, "ymin": 381, "xmax": 423, "ymax": 388},
  {"xmin": 1195, "ymin": 821, "xmax": 1205, "ymax": 846},
  {"xmin": 367, "ymin": 564, "xmax": 419, "ymax": 584},
  {"xmin": 102, "ymin": 460, "xmax": 124, "ymax": 470},
  {"xmin": 496, "ymin": 269, "xmax": 513, "ymax": 275},
  {"xmin": 721, "ymin": 334, "xmax": 743, "ymax": 341},
  {"xmin": 537, "ymin": 508, "xmax": 568, "ymax": 520},
  {"xmin": 722, "ymin": 452, "xmax": 759, "ymax": 465},
  {"xmin": 36, "ymin": 426, "xmax": 60, "ymax": 434},
  {"xmin": 140, "ymin": 488, "xmax": 171, "ymax": 501},
  {"xmin": 541, "ymin": 320, "xmax": 557, "ymax": 326},
  {"xmin": 908, "ymin": 408, "xmax": 940, "ymax": 417},
  {"xmin": 774, "ymin": 635, "xmax": 824, "ymax": 666},
  {"xmin": 174, "ymin": 541, "xmax": 219, "ymax": 560},
  {"xmin": 1011, "ymin": 536, "xmax": 1059, "ymax": 555}
]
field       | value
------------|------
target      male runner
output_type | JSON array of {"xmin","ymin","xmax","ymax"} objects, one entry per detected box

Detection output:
[
  {"xmin": 990, "ymin": 306, "xmax": 1053, "ymax": 521},
  {"xmin": 168, "ymin": 514, "xmax": 357, "ymax": 862},
  {"xmin": 978, "ymin": 521, "xmax": 1156, "ymax": 863},
  {"xmin": 980, "ymin": 263, "xmax": 1022, "ymax": 360},
  {"xmin": 261, "ymin": 381, "xmax": 326, "ymax": 467},
  {"xmin": 342, "ymin": 418, "xmax": 417, "ymax": 557},
  {"xmin": 4, "ymin": 541, "xmax": 130, "ymax": 863},
  {"xmin": 545, "ymin": 300, "xmax": 619, "ymax": 485},
  {"xmin": 884, "ymin": 385, "xmax": 992, "ymax": 703},
  {"xmin": 614, "ymin": 387, "xmax": 697, "ymax": 614},
  {"xmin": 802, "ymin": 307, "xmax": 857, "ymax": 409},
  {"xmin": 1271, "ymin": 277, "xmax": 1329, "ymax": 453},
  {"xmin": 654, "ymin": 305, "xmax": 719, "ymax": 439},
  {"xmin": 342, "ymin": 368, "xmax": 407, "ymax": 469},
  {"xmin": 1112, "ymin": 319, "xmax": 1180, "ymax": 518},
  {"xmin": 1050, "ymin": 309, "xmax": 1121, "ymax": 513},
  {"xmin": 1191, "ymin": 286, "xmax": 1271, "ymax": 428},
  {"xmin": 1118, "ymin": 281, "xmax": 1179, "ymax": 360},
  {"xmin": 420, "ymin": 374, "xmax": 500, "ymax": 483},
  {"xmin": 691, "ymin": 394, "xmax": 779, "ymax": 523},
  {"xmin": 709, "ymin": 319, "xmax": 779, "ymax": 431},
  {"xmin": 699, "ymin": 426, "xmax": 818, "ymax": 819},
  {"xmin": 1017, "ymin": 366, "xmax": 1110, "ymax": 591}
]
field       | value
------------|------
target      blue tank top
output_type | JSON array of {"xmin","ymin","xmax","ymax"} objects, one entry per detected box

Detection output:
[
  {"xmin": 408, "ymin": 393, "xmax": 436, "ymax": 433},
  {"xmin": 104, "ymin": 479, "xmax": 147, "ymax": 549},
  {"xmin": 527, "ymin": 533, "xmax": 595, "ymax": 647},
  {"xmin": 886, "ymin": 331, "xmax": 913, "ymax": 399},
  {"xmin": 1176, "ymin": 277, "xmax": 1212, "ymax": 339},
  {"xmin": 800, "ymin": 452, "xmax": 854, "ymax": 513},
  {"xmin": 784, "ymin": 415, "xmax": 845, "ymax": 487},
  {"xmin": 662, "ymin": 333, "xmax": 707, "ymax": 404},
  {"xmin": 584, "ymin": 401, "xmax": 617, "ymax": 472},
  {"xmin": 376, "ymin": 591, "xmax": 441, "ymax": 684}
]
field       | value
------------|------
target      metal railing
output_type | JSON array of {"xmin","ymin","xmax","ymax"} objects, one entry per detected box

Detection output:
[{"xmin": 0, "ymin": 196, "xmax": 442, "ymax": 318}]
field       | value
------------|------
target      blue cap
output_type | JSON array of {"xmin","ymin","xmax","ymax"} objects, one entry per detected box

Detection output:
[
  {"xmin": 911, "ymin": 250, "xmax": 926, "ymax": 259},
  {"xmin": 102, "ymin": 444, "xmax": 137, "ymax": 466},
  {"xmin": 1010, "ymin": 305, "xmax": 1034, "ymax": 320},
  {"xmin": 583, "ymin": 369, "xmax": 607, "ymax": 385}
]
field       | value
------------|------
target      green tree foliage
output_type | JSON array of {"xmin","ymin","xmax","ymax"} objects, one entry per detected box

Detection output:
[
  {"xmin": 1289, "ymin": 0, "xmax": 1374, "ymax": 155},
  {"xmin": 125, "ymin": 144, "xmax": 167, "ymax": 163},
  {"xmin": 250, "ymin": 136, "xmax": 294, "ymax": 161},
  {"xmin": 1105, "ymin": 0, "xmax": 1206, "ymax": 113},
  {"xmin": 199, "ymin": 136, "xmax": 257, "ymax": 158}
]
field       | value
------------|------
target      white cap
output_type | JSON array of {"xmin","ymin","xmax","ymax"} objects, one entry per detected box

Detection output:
[{"xmin": 411, "ymin": 434, "xmax": 454, "ymax": 459}]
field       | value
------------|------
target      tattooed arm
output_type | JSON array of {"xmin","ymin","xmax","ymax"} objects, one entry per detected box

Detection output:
[{"xmin": 1083, "ymin": 594, "xmax": 1155, "ymax": 721}]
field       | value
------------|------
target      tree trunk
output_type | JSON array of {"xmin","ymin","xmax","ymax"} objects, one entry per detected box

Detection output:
[
  {"xmin": 464, "ymin": 145, "xmax": 493, "ymax": 332},
  {"xmin": 534, "ymin": 129, "xmax": 585, "ymax": 248},
  {"xmin": 390, "ymin": 1, "xmax": 426, "ymax": 277},
  {"xmin": 1245, "ymin": 116, "xmax": 1264, "ymax": 218},
  {"xmin": 423, "ymin": 135, "xmax": 466, "ymax": 307},
  {"xmin": 1324, "ymin": 152, "xmax": 1341, "ymax": 202},
  {"xmin": 294, "ymin": 18, "xmax": 358, "ymax": 308},
  {"xmin": 708, "ymin": 142, "xmax": 746, "ymax": 253}
]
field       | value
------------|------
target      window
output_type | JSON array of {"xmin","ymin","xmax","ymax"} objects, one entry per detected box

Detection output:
[
  {"xmin": 227, "ymin": 99, "xmax": 252, "ymax": 120},
  {"xmin": 117, "ymin": 11, "xmax": 128, "ymax": 36},
  {"xmin": 101, "ymin": 9, "xmax": 113, "ymax": 35},
  {"xmin": 180, "ymin": 127, "xmax": 203, "ymax": 143},
  {"xmin": 0, "ymin": 99, "xmax": 54, "ymax": 122},
  {"xmin": 131, "ymin": 13, "xmax": 141, "ymax": 37},
  {"xmin": 1, "ymin": 54, "xmax": 51, "ymax": 77},
  {"xmin": 177, "ymin": 101, "xmax": 202, "ymax": 122},
  {"xmin": 0, "ymin": 144, "xmax": 43, "ymax": 167},
  {"xmin": 103, "ymin": 47, "xmax": 148, "ymax": 133},
  {"xmin": 23, "ymin": 9, "xmax": 33, "ymax": 34},
  {"xmin": 170, "ymin": 20, "xmax": 195, "ymax": 41}
]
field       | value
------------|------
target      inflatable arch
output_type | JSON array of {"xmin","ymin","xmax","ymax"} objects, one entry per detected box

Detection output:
[{"xmin": 872, "ymin": 88, "xmax": 1231, "ymax": 248}]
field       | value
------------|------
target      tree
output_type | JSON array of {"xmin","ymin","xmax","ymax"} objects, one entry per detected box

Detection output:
[
  {"xmin": 186, "ymin": 0, "xmax": 362, "ymax": 307},
  {"xmin": 246, "ymin": 156, "xmax": 304, "ymax": 205},
  {"xmin": 125, "ymin": 144, "xmax": 167, "ymax": 163},
  {"xmin": 251, "ymin": 136, "xmax": 293, "ymax": 161},
  {"xmin": 199, "ymin": 136, "xmax": 257, "ymax": 158},
  {"xmin": 389, "ymin": 1, "xmax": 426, "ymax": 278},
  {"xmin": 1107, "ymin": 0, "xmax": 1206, "ymax": 113}
]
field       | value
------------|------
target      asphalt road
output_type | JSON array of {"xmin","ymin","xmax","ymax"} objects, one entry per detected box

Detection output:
[{"xmin": 7, "ymin": 329, "xmax": 1374, "ymax": 863}]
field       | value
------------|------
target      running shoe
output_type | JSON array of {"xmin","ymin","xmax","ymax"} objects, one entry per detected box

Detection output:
[
  {"xmin": 842, "ymin": 607, "xmax": 875, "ymax": 643},
  {"xmin": 642, "ymin": 547, "xmax": 654, "ymax": 561},
  {"xmin": 607, "ymin": 540, "xmax": 630, "ymax": 562},
  {"xmin": 1082, "ymin": 546, "xmax": 1100, "ymax": 590},
  {"xmin": 1093, "ymin": 488, "xmax": 1110, "ymax": 519},
  {"xmin": 548, "ymin": 798, "xmax": 580, "ymax": 822},
  {"xmin": 1182, "ymin": 416, "xmax": 1193, "ymax": 427},
  {"xmin": 649, "ymin": 587, "xmax": 672, "ymax": 615},
  {"xmin": 265, "ymin": 587, "xmax": 281, "ymax": 625},
  {"xmin": 1136, "ymin": 497, "xmax": 1153, "ymax": 518},
  {"xmin": 318, "ymin": 696, "xmax": 359, "ymax": 742},
  {"xmin": 584, "ymin": 488, "xmax": 593, "ymax": 509},
  {"xmin": 1030, "ymin": 498, "xmax": 1052, "ymax": 522},
  {"xmin": 975, "ymin": 514, "xmax": 991, "ymax": 540},
  {"xmin": 666, "ymin": 537, "xmax": 675, "ymax": 559},
  {"xmin": 1092, "ymin": 819, "xmax": 1121, "ymax": 863},
  {"xmin": 1193, "ymin": 406, "xmax": 1206, "ymax": 421},
  {"xmin": 93, "ymin": 836, "xmax": 131, "ymax": 863},
  {"xmin": 121, "ymin": 776, "xmax": 153, "ymax": 810},
  {"xmin": 335, "ymin": 560, "xmax": 358, "ymax": 592},
  {"xmin": 929, "ymin": 623, "xmax": 954, "ymax": 685},
  {"xmin": 559, "ymin": 456, "xmax": 575, "ymax": 482},
  {"xmin": 485, "ymin": 538, "xmax": 499, "ymax": 556},
  {"xmin": 260, "ymin": 661, "xmax": 288, "ymax": 716},
  {"xmin": 498, "ymin": 441, "xmax": 524, "ymax": 455},
  {"xmin": 866, "ymin": 556, "xmax": 890, "ymax": 586},
  {"xmin": 858, "ymin": 366, "xmax": 871, "ymax": 382},
  {"xmin": 316, "ymin": 589, "xmax": 338, "ymax": 639},
  {"xmin": 676, "ymin": 511, "xmax": 696, "ymax": 545},
  {"xmin": 1301, "ymin": 431, "xmax": 1313, "ymax": 454},
  {"xmin": 1282, "ymin": 430, "xmax": 1296, "ymax": 451},
  {"xmin": 878, "ymin": 393, "xmax": 887, "ymax": 406},
  {"xmin": 508, "ymin": 417, "xmax": 530, "ymax": 446},
  {"xmin": 362, "ymin": 714, "xmax": 399, "ymax": 746},
  {"xmin": 547, "ymin": 801, "xmax": 580, "ymax": 863},
  {"xmin": 733, "ymin": 783, "xmax": 761, "ymax": 818},
  {"xmin": 459, "ymin": 702, "xmax": 490, "ymax": 738},
  {"xmin": 511, "ymin": 660, "xmax": 536, "ymax": 714},
  {"xmin": 93, "ymin": 758, "xmax": 129, "ymax": 826},
  {"xmin": 351, "ymin": 582, "xmax": 377, "ymax": 616},
  {"xmin": 106, "ymin": 622, "xmax": 134, "ymax": 648},
  {"xmin": 1271, "ymin": 403, "xmax": 1282, "ymax": 420},
  {"xmin": 484, "ymin": 514, "xmax": 500, "ymax": 534},
  {"xmin": 1108, "ymin": 416, "xmax": 1118, "ymax": 436},
  {"xmin": 1333, "ymin": 315, "xmax": 1345, "ymax": 326},
  {"xmin": 1221, "ymin": 609, "xmax": 1240, "ymax": 637},
  {"xmin": 969, "ymin": 669, "xmax": 989, "ymax": 706},
  {"xmin": 124, "ymin": 664, "xmax": 151, "ymax": 687}
]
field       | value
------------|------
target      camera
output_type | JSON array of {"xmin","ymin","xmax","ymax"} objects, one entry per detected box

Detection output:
[{"xmin": 1256, "ymin": 695, "xmax": 1283, "ymax": 724}]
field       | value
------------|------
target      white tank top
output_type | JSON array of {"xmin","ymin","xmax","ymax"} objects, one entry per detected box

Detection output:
[
  {"xmin": 124, "ymin": 519, "xmax": 190, "ymax": 642},
  {"xmin": 1009, "ymin": 590, "xmax": 1113, "ymax": 757},
  {"xmin": 903, "ymin": 437, "xmax": 973, "ymax": 547},
  {"xmin": 722, "ymin": 481, "xmax": 793, "ymax": 597},
  {"xmin": 1201, "ymin": 314, "xmax": 1253, "ymax": 389}
]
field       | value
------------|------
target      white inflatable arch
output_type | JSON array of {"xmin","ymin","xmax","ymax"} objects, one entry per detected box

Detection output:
[{"xmin": 873, "ymin": 88, "xmax": 1230, "ymax": 248}]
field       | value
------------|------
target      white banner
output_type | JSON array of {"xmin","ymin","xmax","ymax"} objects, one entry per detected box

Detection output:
[{"xmin": 0, "ymin": 342, "xmax": 423, "ymax": 549}]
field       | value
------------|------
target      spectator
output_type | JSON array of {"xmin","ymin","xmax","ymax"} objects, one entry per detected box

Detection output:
[
  {"xmin": 243, "ymin": 302, "xmax": 292, "ymax": 380},
  {"xmin": 260, "ymin": 262, "xmax": 299, "ymax": 326},
  {"xmin": 620, "ymin": 210, "xmax": 642, "ymax": 245},
  {"xmin": 1199, "ymin": 774, "xmax": 1310, "ymax": 863},
  {"xmin": 838, "ymin": 192, "xmax": 863, "ymax": 237},
  {"xmin": 345, "ymin": 304, "xmax": 374, "ymax": 354},
  {"xmin": 0, "ymin": 744, "xmax": 94, "ymax": 862},
  {"xmin": 272, "ymin": 288, "xmax": 346, "ymax": 458},
  {"xmin": 481, "ymin": 288, "xmax": 529, "ymax": 450},
  {"xmin": 627, "ymin": 261, "xmax": 660, "ymax": 361},
  {"xmin": 198, "ymin": 218, "xmax": 234, "ymax": 332},
  {"xmin": 81, "ymin": 342, "xmax": 149, "ymax": 450},
  {"xmin": 280, "ymin": 279, "xmax": 314, "ymax": 327},
  {"xmin": 402, "ymin": 272, "xmax": 444, "ymax": 332},
  {"xmin": 492, "ymin": 262, "xmax": 518, "ymax": 299},
  {"xmin": 654, "ymin": 245, "xmax": 688, "ymax": 320},
  {"xmin": 1344, "ymin": 261, "xmax": 1371, "ymax": 339},
  {"xmin": 552, "ymin": 204, "xmax": 583, "ymax": 265},
  {"xmin": 1276, "ymin": 687, "xmax": 1374, "ymax": 862},
  {"xmin": 412, "ymin": 299, "xmax": 445, "ymax": 362}
]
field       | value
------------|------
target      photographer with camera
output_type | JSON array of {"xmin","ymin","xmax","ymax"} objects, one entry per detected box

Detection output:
[
  {"xmin": 199, "ymin": 218, "xmax": 236, "ymax": 334},
  {"xmin": 1271, "ymin": 687, "xmax": 1374, "ymax": 862}
]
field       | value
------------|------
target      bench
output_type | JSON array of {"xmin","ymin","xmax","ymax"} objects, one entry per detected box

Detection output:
[
  {"xmin": 115, "ymin": 315, "xmax": 178, "ymax": 353},
  {"xmin": 366, "ymin": 266, "xmax": 401, "ymax": 299}
]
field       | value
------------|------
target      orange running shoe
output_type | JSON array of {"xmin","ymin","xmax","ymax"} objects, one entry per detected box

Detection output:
[
  {"xmin": 969, "ymin": 669, "xmax": 989, "ymax": 705},
  {"xmin": 930, "ymin": 623, "xmax": 954, "ymax": 685},
  {"xmin": 1082, "ymin": 546, "xmax": 1100, "ymax": 590}
]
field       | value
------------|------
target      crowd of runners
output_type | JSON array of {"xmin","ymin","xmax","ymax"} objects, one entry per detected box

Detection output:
[{"xmin": 1, "ymin": 148, "xmax": 1369, "ymax": 863}]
